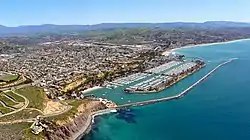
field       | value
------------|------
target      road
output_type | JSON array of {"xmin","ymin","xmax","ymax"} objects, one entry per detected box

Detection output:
[
  {"xmin": 0, "ymin": 86, "xmax": 73, "ymax": 124},
  {"xmin": 40, "ymin": 105, "xmax": 72, "ymax": 118},
  {"xmin": 0, "ymin": 101, "xmax": 15, "ymax": 111},
  {"xmin": 0, "ymin": 84, "xmax": 30, "ymax": 91},
  {"xmin": 0, "ymin": 89, "xmax": 29, "ymax": 117}
]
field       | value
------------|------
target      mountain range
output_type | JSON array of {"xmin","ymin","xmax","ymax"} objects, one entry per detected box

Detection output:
[{"xmin": 1, "ymin": 21, "xmax": 250, "ymax": 36}]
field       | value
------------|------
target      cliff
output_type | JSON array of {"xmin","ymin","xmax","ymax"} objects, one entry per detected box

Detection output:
[{"xmin": 44, "ymin": 101, "xmax": 106, "ymax": 140}]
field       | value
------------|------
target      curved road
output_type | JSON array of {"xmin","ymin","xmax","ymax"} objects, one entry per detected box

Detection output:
[
  {"xmin": 40, "ymin": 105, "xmax": 72, "ymax": 118},
  {"xmin": 0, "ymin": 89, "xmax": 29, "ymax": 117},
  {"xmin": 0, "ymin": 101, "xmax": 15, "ymax": 111},
  {"xmin": 0, "ymin": 105, "xmax": 73, "ymax": 124}
]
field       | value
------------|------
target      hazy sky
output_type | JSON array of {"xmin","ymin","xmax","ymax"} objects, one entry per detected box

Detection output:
[{"xmin": 1, "ymin": 0, "xmax": 250, "ymax": 26}]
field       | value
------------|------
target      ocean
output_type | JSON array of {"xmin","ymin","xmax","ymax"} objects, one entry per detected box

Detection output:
[{"xmin": 83, "ymin": 39, "xmax": 250, "ymax": 140}]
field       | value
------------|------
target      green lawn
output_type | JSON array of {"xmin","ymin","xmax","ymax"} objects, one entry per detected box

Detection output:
[
  {"xmin": 0, "ymin": 94, "xmax": 18, "ymax": 107},
  {"xmin": 4, "ymin": 91, "xmax": 25, "ymax": 102},
  {"xmin": 0, "ymin": 105, "xmax": 13, "ymax": 114},
  {"xmin": 0, "ymin": 74, "xmax": 19, "ymax": 82},
  {"xmin": 15, "ymin": 86, "xmax": 46, "ymax": 110}
]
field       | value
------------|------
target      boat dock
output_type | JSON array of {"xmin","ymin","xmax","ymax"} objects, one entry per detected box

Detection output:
[
  {"xmin": 105, "ymin": 73, "xmax": 150, "ymax": 89},
  {"xmin": 124, "ymin": 61, "xmax": 204, "ymax": 93},
  {"xmin": 115, "ymin": 58, "xmax": 236, "ymax": 109},
  {"xmin": 145, "ymin": 61, "xmax": 183, "ymax": 74}
]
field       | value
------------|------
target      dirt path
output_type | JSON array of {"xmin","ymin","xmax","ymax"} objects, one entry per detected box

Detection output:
[{"xmin": 25, "ymin": 108, "xmax": 44, "ymax": 115}]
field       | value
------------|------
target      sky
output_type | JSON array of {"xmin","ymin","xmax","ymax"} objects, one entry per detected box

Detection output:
[{"xmin": 1, "ymin": 0, "xmax": 250, "ymax": 26}]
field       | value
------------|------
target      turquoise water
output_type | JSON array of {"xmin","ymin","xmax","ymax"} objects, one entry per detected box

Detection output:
[{"xmin": 83, "ymin": 40, "xmax": 250, "ymax": 140}]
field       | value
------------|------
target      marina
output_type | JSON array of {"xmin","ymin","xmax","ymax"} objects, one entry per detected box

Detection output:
[
  {"xmin": 124, "ymin": 59, "xmax": 205, "ymax": 93},
  {"xmin": 163, "ymin": 62, "xmax": 197, "ymax": 76},
  {"xmin": 115, "ymin": 58, "xmax": 236, "ymax": 109},
  {"xmin": 124, "ymin": 75, "xmax": 173, "ymax": 93},
  {"xmin": 105, "ymin": 73, "xmax": 151, "ymax": 89},
  {"xmin": 145, "ymin": 61, "xmax": 183, "ymax": 74}
]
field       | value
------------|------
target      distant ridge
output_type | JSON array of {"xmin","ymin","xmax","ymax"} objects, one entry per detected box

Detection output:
[{"xmin": 0, "ymin": 21, "xmax": 250, "ymax": 36}]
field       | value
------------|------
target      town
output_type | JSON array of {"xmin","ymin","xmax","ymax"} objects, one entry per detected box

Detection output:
[{"xmin": 0, "ymin": 39, "xmax": 177, "ymax": 98}]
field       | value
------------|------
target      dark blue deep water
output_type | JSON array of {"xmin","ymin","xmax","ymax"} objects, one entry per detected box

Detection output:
[{"xmin": 83, "ymin": 40, "xmax": 250, "ymax": 140}]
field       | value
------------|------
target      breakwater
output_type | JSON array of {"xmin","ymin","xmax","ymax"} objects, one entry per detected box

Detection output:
[{"xmin": 115, "ymin": 58, "xmax": 236, "ymax": 109}]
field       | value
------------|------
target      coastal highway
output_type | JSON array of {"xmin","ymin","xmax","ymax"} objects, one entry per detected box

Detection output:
[{"xmin": 115, "ymin": 58, "xmax": 236, "ymax": 109}]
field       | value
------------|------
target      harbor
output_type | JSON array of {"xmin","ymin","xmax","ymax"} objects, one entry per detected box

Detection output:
[
  {"xmin": 124, "ymin": 59, "xmax": 205, "ymax": 93},
  {"xmin": 105, "ymin": 73, "xmax": 151, "ymax": 89},
  {"xmin": 102, "ymin": 52, "xmax": 206, "ymax": 94},
  {"xmin": 79, "ymin": 57, "xmax": 237, "ymax": 140},
  {"xmin": 145, "ymin": 61, "xmax": 183, "ymax": 74},
  {"xmin": 115, "ymin": 58, "xmax": 236, "ymax": 109}
]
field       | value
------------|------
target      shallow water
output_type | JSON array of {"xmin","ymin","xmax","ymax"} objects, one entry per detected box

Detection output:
[{"xmin": 83, "ymin": 40, "xmax": 250, "ymax": 140}]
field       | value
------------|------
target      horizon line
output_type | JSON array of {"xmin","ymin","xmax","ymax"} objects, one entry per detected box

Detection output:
[{"xmin": 1, "ymin": 20, "xmax": 250, "ymax": 28}]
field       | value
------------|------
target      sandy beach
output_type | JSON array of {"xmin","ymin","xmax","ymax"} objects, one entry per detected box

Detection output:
[
  {"xmin": 81, "ymin": 86, "xmax": 103, "ymax": 94},
  {"xmin": 72, "ymin": 109, "xmax": 117, "ymax": 140},
  {"xmin": 163, "ymin": 38, "xmax": 250, "ymax": 55}
]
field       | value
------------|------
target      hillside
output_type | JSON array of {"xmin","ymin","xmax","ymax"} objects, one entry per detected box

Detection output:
[{"xmin": 1, "ymin": 21, "xmax": 250, "ymax": 36}]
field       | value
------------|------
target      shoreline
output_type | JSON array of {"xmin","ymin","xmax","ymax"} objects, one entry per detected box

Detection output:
[
  {"xmin": 71, "ymin": 109, "xmax": 117, "ymax": 140},
  {"xmin": 81, "ymin": 86, "xmax": 103, "ymax": 94},
  {"xmin": 163, "ymin": 38, "xmax": 250, "ymax": 54}
]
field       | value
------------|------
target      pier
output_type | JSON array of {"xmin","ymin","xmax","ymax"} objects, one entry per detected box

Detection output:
[{"xmin": 115, "ymin": 58, "xmax": 236, "ymax": 109}]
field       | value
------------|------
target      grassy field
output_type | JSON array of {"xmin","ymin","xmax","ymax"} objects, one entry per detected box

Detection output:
[
  {"xmin": 0, "ymin": 94, "xmax": 19, "ymax": 107},
  {"xmin": 16, "ymin": 86, "xmax": 46, "ymax": 110},
  {"xmin": 0, "ymin": 74, "xmax": 19, "ymax": 82},
  {"xmin": 0, "ymin": 109, "xmax": 42, "ymax": 122},
  {"xmin": 23, "ymin": 128, "xmax": 46, "ymax": 140},
  {"xmin": 0, "ymin": 104, "xmax": 13, "ymax": 114},
  {"xmin": 4, "ymin": 91, "xmax": 25, "ymax": 102},
  {"xmin": 0, "ymin": 122, "xmax": 45, "ymax": 140},
  {"xmin": 0, "ymin": 123, "xmax": 32, "ymax": 140}
]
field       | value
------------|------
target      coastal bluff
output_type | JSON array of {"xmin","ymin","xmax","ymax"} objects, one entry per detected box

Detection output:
[{"xmin": 44, "ymin": 101, "xmax": 106, "ymax": 140}]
